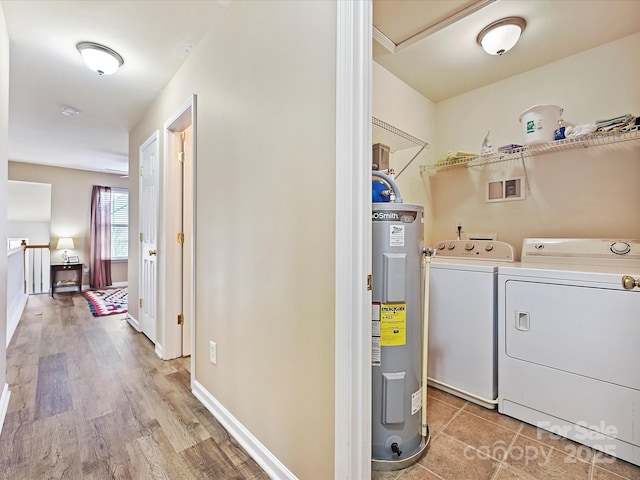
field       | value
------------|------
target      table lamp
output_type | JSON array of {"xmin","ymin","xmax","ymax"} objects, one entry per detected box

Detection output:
[{"xmin": 56, "ymin": 237, "xmax": 75, "ymax": 263}]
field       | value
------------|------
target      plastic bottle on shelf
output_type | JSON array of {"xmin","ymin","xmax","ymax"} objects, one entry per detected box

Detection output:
[
  {"xmin": 481, "ymin": 129, "xmax": 496, "ymax": 155},
  {"xmin": 554, "ymin": 119, "xmax": 566, "ymax": 140}
]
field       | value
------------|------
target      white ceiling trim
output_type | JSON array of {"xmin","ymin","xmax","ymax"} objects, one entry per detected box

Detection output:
[
  {"xmin": 373, "ymin": 26, "xmax": 396, "ymax": 54},
  {"xmin": 375, "ymin": 0, "xmax": 496, "ymax": 54}
]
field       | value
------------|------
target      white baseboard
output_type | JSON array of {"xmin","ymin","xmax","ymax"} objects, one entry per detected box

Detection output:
[
  {"xmin": 6, "ymin": 293, "xmax": 28, "ymax": 348},
  {"xmin": 0, "ymin": 383, "xmax": 11, "ymax": 436},
  {"xmin": 155, "ymin": 343, "xmax": 164, "ymax": 359},
  {"xmin": 112, "ymin": 281, "xmax": 128, "ymax": 288},
  {"xmin": 124, "ymin": 314, "xmax": 141, "ymax": 332},
  {"xmin": 192, "ymin": 380, "xmax": 297, "ymax": 480}
]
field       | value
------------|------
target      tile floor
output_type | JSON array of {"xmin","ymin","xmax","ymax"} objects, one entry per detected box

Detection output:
[{"xmin": 373, "ymin": 387, "xmax": 640, "ymax": 480}]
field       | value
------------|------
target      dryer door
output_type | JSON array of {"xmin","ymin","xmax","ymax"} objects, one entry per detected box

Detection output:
[{"xmin": 504, "ymin": 279, "xmax": 640, "ymax": 389}]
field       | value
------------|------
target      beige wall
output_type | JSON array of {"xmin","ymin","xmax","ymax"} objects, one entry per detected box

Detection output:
[
  {"xmin": 373, "ymin": 62, "xmax": 437, "ymax": 242},
  {"xmin": 129, "ymin": 1, "xmax": 336, "ymax": 478},
  {"xmin": 1, "ymin": 2, "xmax": 10, "ymax": 386},
  {"xmin": 384, "ymin": 33, "xmax": 640, "ymax": 256},
  {"xmin": 8, "ymin": 162, "xmax": 129, "ymax": 284}
]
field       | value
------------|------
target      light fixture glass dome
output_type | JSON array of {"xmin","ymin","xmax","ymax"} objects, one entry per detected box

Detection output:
[
  {"xmin": 76, "ymin": 42, "xmax": 124, "ymax": 75},
  {"xmin": 477, "ymin": 17, "xmax": 526, "ymax": 56}
]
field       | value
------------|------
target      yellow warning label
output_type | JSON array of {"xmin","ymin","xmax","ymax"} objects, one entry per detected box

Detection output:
[{"xmin": 380, "ymin": 303, "xmax": 406, "ymax": 346}]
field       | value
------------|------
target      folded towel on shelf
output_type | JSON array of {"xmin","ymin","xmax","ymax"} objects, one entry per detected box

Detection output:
[
  {"xmin": 595, "ymin": 114, "xmax": 635, "ymax": 132},
  {"xmin": 436, "ymin": 151, "xmax": 478, "ymax": 165},
  {"xmin": 564, "ymin": 124, "xmax": 597, "ymax": 138}
]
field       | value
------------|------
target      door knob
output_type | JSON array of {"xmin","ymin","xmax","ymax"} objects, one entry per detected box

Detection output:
[
  {"xmin": 148, "ymin": 249, "xmax": 157, "ymax": 256},
  {"xmin": 621, "ymin": 275, "xmax": 637, "ymax": 290}
]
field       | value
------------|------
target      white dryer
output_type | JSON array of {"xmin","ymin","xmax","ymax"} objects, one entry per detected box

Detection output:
[
  {"xmin": 428, "ymin": 239, "xmax": 514, "ymax": 409},
  {"xmin": 498, "ymin": 238, "xmax": 640, "ymax": 466}
]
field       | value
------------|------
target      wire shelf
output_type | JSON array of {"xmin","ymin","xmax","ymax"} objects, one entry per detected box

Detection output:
[
  {"xmin": 372, "ymin": 116, "xmax": 428, "ymax": 152},
  {"xmin": 422, "ymin": 127, "xmax": 640, "ymax": 172},
  {"xmin": 421, "ymin": 155, "xmax": 478, "ymax": 174}
]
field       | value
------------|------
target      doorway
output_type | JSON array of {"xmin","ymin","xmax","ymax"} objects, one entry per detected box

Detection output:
[{"xmin": 160, "ymin": 95, "xmax": 196, "ymax": 366}]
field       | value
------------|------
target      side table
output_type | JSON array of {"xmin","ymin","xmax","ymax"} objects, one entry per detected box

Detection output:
[{"xmin": 51, "ymin": 263, "xmax": 83, "ymax": 297}]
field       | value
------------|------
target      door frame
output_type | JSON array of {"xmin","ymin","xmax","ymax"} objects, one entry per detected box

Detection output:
[
  {"xmin": 160, "ymin": 94, "xmax": 196, "ymax": 363},
  {"xmin": 334, "ymin": 0, "xmax": 372, "ymax": 478}
]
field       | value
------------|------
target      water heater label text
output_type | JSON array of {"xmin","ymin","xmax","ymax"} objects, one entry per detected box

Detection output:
[{"xmin": 372, "ymin": 210, "xmax": 418, "ymax": 223}]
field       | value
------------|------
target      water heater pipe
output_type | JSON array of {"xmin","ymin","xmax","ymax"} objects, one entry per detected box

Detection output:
[
  {"xmin": 421, "ymin": 250, "xmax": 433, "ymax": 438},
  {"xmin": 372, "ymin": 171, "xmax": 403, "ymax": 204}
]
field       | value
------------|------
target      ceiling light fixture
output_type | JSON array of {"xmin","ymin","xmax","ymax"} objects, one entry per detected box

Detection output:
[
  {"xmin": 61, "ymin": 106, "xmax": 80, "ymax": 117},
  {"xmin": 76, "ymin": 41, "xmax": 124, "ymax": 75},
  {"xmin": 477, "ymin": 17, "xmax": 526, "ymax": 56}
]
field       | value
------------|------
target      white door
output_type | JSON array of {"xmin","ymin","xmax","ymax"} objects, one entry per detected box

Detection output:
[
  {"xmin": 139, "ymin": 131, "xmax": 159, "ymax": 343},
  {"xmin": 181, "ymin": 126, "xmax": 193, "ymax": 356}
]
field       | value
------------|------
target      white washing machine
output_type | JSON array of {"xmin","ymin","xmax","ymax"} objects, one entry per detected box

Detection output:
[
  {"xmin": 498, "ymin": 238, "xmax": 640, "ymax": 466},
  {"xmin": 428, "ymin": 239, "xmax": 514, "ymax": 409}
]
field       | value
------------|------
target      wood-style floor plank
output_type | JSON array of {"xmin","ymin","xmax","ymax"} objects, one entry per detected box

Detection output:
[
  {"xmin": 30, "ymin": 409, "xmax": 83, "ymax": 480},
  {"xmin": 76, "ymin": 412, "xmax": 134, "ymax": 480},
  {"xmin": 34, "ymin": 352, "xmax": 73, "ymax": 420},
  {"xmin": 0, "ymin": 293, "xmax": 267, "ymax": 479}
]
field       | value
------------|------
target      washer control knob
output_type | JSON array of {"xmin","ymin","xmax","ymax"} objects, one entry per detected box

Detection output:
[
  {"xmin": 485, "ymin": 243, "xmax": 494, "ymax": 252},
  {"xmin": 622, "ymin": 275, "xmax": 638, "ymax": 290},
  {"xmin": 464, "ymin": 242, "xmax": 474, "ymax": 251},
  {"xmin": 611, "ymin": 242, "xmax": 631, "ymax": 255},
  {"xmin": 437, "ymin": 243, "xmax": 446, "ymax": 250},
  {"xmin": 447, "ymin": 243, "xmax": 456, "ymax": 250}
]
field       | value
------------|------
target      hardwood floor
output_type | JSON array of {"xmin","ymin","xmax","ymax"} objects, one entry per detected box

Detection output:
[{"xmin": 0, "ymin": 293, "xmax": 268, "ymax": 480}]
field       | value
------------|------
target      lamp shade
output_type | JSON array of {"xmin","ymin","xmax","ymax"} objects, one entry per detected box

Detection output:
[
  {"xmin": 56, "ymin": 237, "xmax": 75, "ymax": 250},
  {"xmin": 77, "ymin": 42, "xmax": 124, "ymax": 75},
  {"xmin": 477, "ymin": 17, "xmax": 526, "ymax": 56}
]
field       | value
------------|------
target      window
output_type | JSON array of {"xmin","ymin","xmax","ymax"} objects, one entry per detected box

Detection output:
[{"xmin": 111, "ymin": 188, "xmax": 129, "ymax": 260}]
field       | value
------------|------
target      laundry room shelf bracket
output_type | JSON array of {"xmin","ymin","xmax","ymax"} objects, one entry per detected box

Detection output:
[
  {"xmin": 372, "ymin": 117, "xmax": 429, "ymax": 178},
  {"xmin": 372, "ymin": 117, "xmax": 428, "ymax": 152}
]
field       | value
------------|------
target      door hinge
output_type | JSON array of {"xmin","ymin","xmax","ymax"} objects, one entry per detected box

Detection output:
[
  {"xmin": 178, "ymin": 314, "xmax": 184, "ymax": 325},
  {"xmin": 139, "ymin": 167, "xmax": 144, "ymax": 176},
  {"xmin": 139, "ymin": 298, "xmax": 143, "ymax": 308},
  {"xmin": 177, "ymin": 232, "xmax": 184, "ymax": 244},
  {"xmin": 140, "ymin": 232, "xmax": 143, "ymax": 242},
  {"xmin": 178, "ymin": 152, "xmax": 185, "ymax": 163},
  {"xmin": 367, "ymin": 274, "xmax": 373, "ymax": 291}
]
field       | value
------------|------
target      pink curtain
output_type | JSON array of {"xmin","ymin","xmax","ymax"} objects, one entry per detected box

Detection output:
[{"xmin": 90, "ymin": 185, "xmax": 112, "ymax": 288}]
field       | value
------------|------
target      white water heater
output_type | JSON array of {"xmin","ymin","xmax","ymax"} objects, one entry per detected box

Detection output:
[{"xmin": 371, "ymin": 202, "xmax": 429, "ymax": 470}]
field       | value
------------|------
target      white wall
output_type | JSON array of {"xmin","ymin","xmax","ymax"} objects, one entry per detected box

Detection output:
[
  {"xmin": 6, "ymin": 249, "xmax": 27, "ymax": 347},
  {"xmin": 8, "ymin": 222, "xmax": 49, "ymax": 245},
  {"xmin": 129, "ymin": 2, "xmax": 337, "ymax": 478},
  {"xmin": 0, "ymin": 1, "xmax": 10, "ymax": 426},
  {"xmin": 373, "ymin": 62, "xmax": 437, "ymax": 242},
  {"xmin": 429, "ymin": 33, "xmax": 640, "ymax": 255},
  {"xmin": 8, "ymin": 162, "xmax": 129, "ymax": 283}
]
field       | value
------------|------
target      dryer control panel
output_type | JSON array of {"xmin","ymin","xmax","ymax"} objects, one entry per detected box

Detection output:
[
  {"xmin": 522, "ymin": 238, "xmax": 640, "ymax": 267},
  {"xmin": 434, "ymin": 240, "xmax": 514, "ymax": 261}
]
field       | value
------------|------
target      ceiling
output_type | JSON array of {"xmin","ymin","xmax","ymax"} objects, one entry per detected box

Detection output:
[
  {"xmin": 373, "ymin": 0, "xmax": 640, "ymax": 102},
  {"xmin": 2, "ymin": 0, "xmax": 639, "ymax": 175},
  {"xmin": 2, "ymin": 0, "xmax": 226, "ymax": 175}
]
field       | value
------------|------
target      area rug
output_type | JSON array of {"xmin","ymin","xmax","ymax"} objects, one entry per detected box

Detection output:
[{"xmin": 82, "ymin": 287, "xmax": 128, "ymax": 317}]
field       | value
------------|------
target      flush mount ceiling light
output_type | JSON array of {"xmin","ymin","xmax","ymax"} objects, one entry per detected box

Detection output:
[
  {"xmin": 61, "ymin": 106, "xmax": 80, "ymax": 117},
  {"xmin": 477, "ymin": 17, "xmax": 526, "ymax": 56},
  {"xmin": 76, "ymin": 41, "xmax": 124, "ymax": 75}
]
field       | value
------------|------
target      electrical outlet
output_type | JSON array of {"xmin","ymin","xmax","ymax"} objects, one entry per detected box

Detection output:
[
  {"xmin": 455, "ymin": 218, "xmax": 464, "ymax": 232},
  {"xmin": 209, "ymin": 341, "xmax": 217, "ymax": 364}
]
